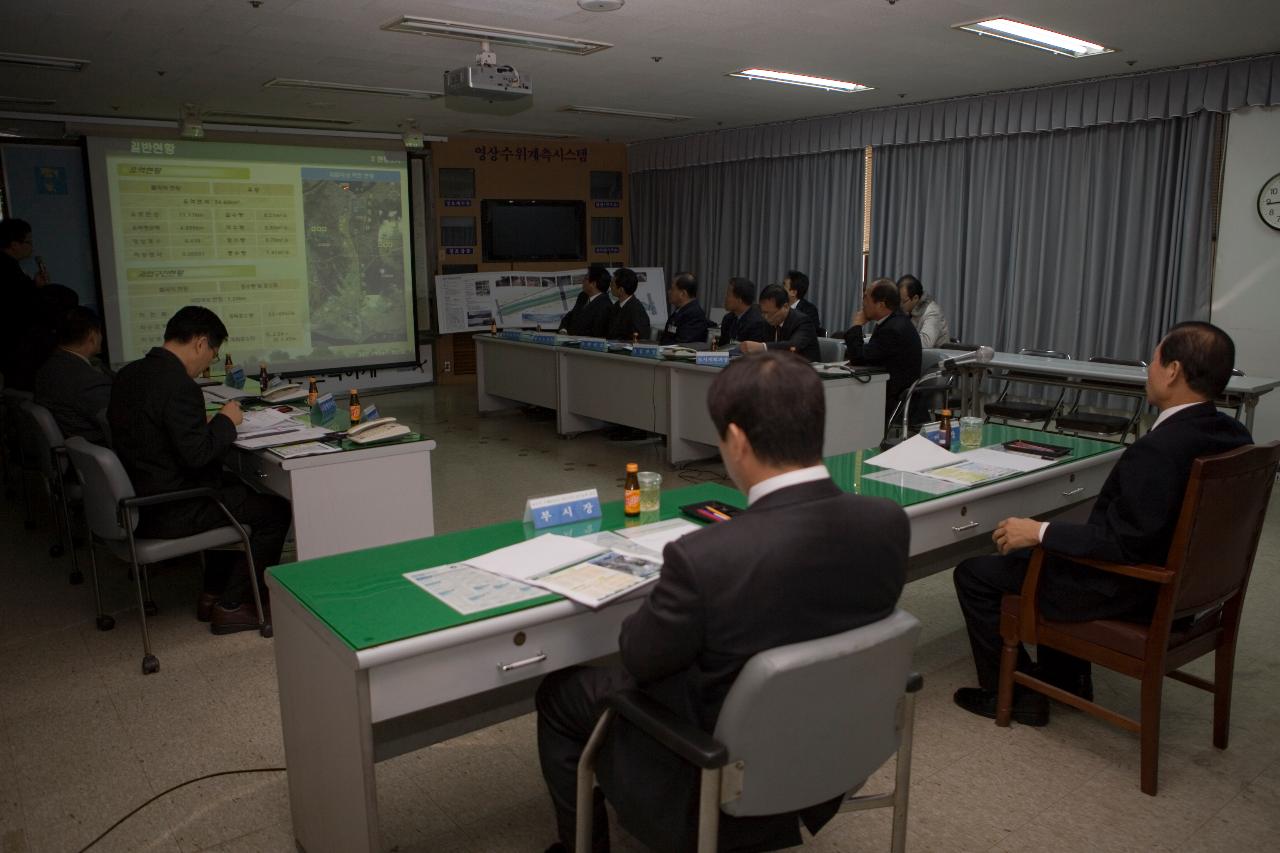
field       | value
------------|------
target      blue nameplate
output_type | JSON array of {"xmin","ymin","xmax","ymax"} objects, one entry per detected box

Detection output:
[
  {"xmin": 632, "ymin": 344, "xmax": 661, "ymax": 359},
  {"xmin": 524, "ymin": 489, "xmax": 602, "ymax": 530},
  {"xmin": 226, "ymin": 366, "xmax": 245, "ymax": 389},
  {"xmin": 311, "ymin": 393, "xmax": 337, "ymax": 425},
  {"xmin": 362, "ymin": 403, "xmax": 380, "ymax": 422},
  {"xmin": 530, "ymin": 333, "xmax": 557, "ymax": 346},
  {"xmin": 581, "ymin": 339, "xmax": 609, "ymax": 352},
  {"xmin": 920, "ymin": 423, "xmax": 961, "ymax": 447},
  {"xmin": 499, "ymin": 329, "xmax": 522, "ymax": 341},
  {"xmin": 696, "ymin": 351, "xmax": 730, "ymax": 367}
]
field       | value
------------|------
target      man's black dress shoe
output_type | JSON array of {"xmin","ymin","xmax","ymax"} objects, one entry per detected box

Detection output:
[{"xmin": 953, "ymin": 687, "xmax": 1049, "ymax": 727}]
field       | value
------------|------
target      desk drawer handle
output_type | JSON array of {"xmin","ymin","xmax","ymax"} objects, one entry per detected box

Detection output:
[
  {"xmin": 1061, "ymin": 487, "xmax": 1085, "ymax": 497},
  {"xmin": 951, "ymin": 521, "xmax": 980, "ymax": 532},
  {"xmin": 499, "ymin": 653, "xmax": 547, "ymax": 672}
]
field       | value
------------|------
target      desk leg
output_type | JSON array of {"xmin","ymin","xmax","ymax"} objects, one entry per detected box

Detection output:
[{"xmin": 273, "ymin": 590, "xmax": 380, "ymax": 853}]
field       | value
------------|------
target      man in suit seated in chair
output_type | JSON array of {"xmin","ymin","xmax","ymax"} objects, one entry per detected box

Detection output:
[
  {"xmin": 535, "ymin": 350, "xmax": 910, "ymax": 852},
  {"xmin": 952, "ymin": 321, "xmax": 1252, "ymax": 726}
]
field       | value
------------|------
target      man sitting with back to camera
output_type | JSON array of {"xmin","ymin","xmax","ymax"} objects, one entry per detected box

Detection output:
[
  {"xmin": 605, "ymin": 267, "xmax": 651, "ymax": 342},
  {"xmin": 738, "ymin": 284, "xmax": 821, "ymax": 361},
  {"xmin": 660, "ymin": 272, "xmax": 710, "ymax": 345},
  {"xmin": 34, "ymin": 306, "xmax": 114, "ymax": 445},
  {"xmin": 536, "ymin": 351, "xmax": 909, "ymax": 852},
  {"xmin": 717, "ymin": 277, "xmax": 770, "ymax": 348},
  {"xmin": 559, "ymin": 264, "xmax": 613, "ymax": 339},
  {"xmin": 952, "ymin": 321, "xmax": 1252, "ymax": 725},
  {"xmin": 108, "ymin": 306, "xmax": 292, "ymax": 634}
]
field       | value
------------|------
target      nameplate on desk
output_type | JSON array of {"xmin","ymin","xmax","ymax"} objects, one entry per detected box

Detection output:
[
  {"xmin": 918, "ymin": 423, "xmax": 960, "ymax": 447},
  {"xmin": 631, "ymin": 344, "xmax": 661, "ymax": 359},
  {"xmin": 362, "ymin": 403, "xmax": 380, "ymax": 422},
  {"xmin": 695, "ymin": 351, "xmax": 730, "ymax": 367},
  {"xmin": 524, "ymin": 489, "xmax": 602, "ymax": 530},
  {"xmin": 226, "ymin": 366, "xmax": 245, "ymax": 389},
  {"xmin": 498, "ymin": 330, "xmax": 522, "ymax": 341},
  {"xmin": 311, "ymin": 393, "xmax": 337, "ymax": 425},
  {"xmin": 580, "ymin": 339, "xmax": 609, "ymax": 352},
  {"xmin": 530, "ymin": 333, "xmax": 557, "ymax": 346}
]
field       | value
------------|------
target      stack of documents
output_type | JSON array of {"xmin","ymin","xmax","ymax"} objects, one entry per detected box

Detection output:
[
  {"xmin": 404, "ymin": 519, "xmax": 701, "ymax": 613},
  {"xmin": 232, "ymin": 407, "xmax": 331, "ymax": 449},
  {"xmin": 865, "ymin": 435, "xmax": 1060, "ymax": 493}
]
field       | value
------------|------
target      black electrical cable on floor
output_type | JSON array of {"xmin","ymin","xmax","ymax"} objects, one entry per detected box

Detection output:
[{"xmin": 75, "ymin": 767, "xmax": 286, "ymax": 853}]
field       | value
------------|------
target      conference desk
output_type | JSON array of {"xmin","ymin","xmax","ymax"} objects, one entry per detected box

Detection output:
[
  {"xmin": 268, "ymin": 425, "xmax": 1121, "ymax": 853},
  {"xmin": 944, "ymin": 350, "xmax": 1280, "ymax": 431},
  {"xmin": 217, "ymin": 399, "xmax": 437, "ymax": 560},
  {"xmin": 476, "ymin": 334, "xmax": 888, "ymax": 464}
]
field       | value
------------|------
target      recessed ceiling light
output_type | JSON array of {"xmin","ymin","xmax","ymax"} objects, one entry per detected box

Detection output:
[
  {"xmin": 729, "ymin": 68, "xmax": 872, "ymax": 93},
  {"xmin": 0, "ymin": 51, "xmax": 89, "ymax": 72},
  {"xmin": 382, "ymin": 16, "xmax": 611, "ymax": 56},
  {"xmin": 954, "ymin": 18, "xmax": 1113, "ymax": 58},
  {"xmin": 264, "ymin": 77, "xmax": 442, "ymax": 99},
  {"xmin": 560, "ymin": 105, "xmax": 689, "ymax": 122},
  {"xmin": 578, "ymin": 0, "xmax": 624, "ymax": 11},
  {"xmin": 202, "ymin": 110, "xmax": 356, "ymax": 127},
  {"xmin": 462, "ymin": 127, "xmax": 578, "ymax": 139}
]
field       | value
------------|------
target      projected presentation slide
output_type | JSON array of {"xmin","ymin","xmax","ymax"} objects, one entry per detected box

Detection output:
[{"xmin": 87, "ymin": 138, "xmax": 416, "ymax": 372}]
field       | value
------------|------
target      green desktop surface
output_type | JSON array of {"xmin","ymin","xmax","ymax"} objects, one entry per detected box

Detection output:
[{"xmin": 270, "ymin": 425, "xmax": 1121, "ymax": 653}]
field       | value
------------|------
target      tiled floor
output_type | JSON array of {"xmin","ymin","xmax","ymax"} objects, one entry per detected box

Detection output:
[{"xmin": 1, "ymin": 381, "xmax": 1277, "ymax": 853}]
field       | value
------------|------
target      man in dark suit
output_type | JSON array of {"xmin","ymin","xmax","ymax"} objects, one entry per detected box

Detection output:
[
  {"xmin": 785, "ymin": 270, "xmax": 824, "ymax": 336},
  {"xmin": 739, "ymin": 284, "xmax": 821, "ymax": 361},
  {"xmin": 717, "ymin": 277, "xmax": 770, "ymax": 347},
  {"xmin": 844, "ymin": 278, "xmax": 922, "ymax": 424},
  {"xmin": 536, "ymin": 351, "xmax": 909, "ymax": 852},
  {"xmin": 605, "ymin": 267, "xmax": 651, "ymax": 341},
  {"xmin": 952, "ymin": 322, "xmax": 1253, "ymax": 726},
  {"xmin": 108, "ymin": 306, "xmax": 292, "ymax": 634},
  {"xmin": 660, "ymin": 272, "xmax": 710, "ymax": 345},
  {"xmin": 34, "ymin": 306, "xmax": 113, "ymax": 445},
  {"xmin": 559, "ymin": 265, "xmax": 613, "ymax": 338},
  {"xmin": 0, "ymin": 217, "xmax": 66, "ymax": 391}
]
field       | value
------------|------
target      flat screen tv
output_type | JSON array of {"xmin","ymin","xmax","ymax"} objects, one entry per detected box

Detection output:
[{"xmin": 481, "ymin": 199, "xmax": 586, "ymax": 262}]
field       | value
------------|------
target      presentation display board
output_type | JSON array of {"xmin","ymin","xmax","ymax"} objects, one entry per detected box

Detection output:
[
  {"xmin": 434, "ymin": 267, "xmax": 668, "ymax": 336},
  {"xmin": 86, "ymin": 137, "xmax": 417, "ymax": 372}
]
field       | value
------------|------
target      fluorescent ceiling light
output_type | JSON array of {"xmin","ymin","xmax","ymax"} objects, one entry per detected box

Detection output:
[
  {"xmin": 382, "ymin": 16, "xmax": 610, "ymax": 55},
  {"xmin": 203, "ymin": 110, "xmax": 356, "ymax": 127},
  {"xmin": 729, "ymin": 68, "xmax": 871, "ymax": 93},
  {"xmin": 560, "ymin": 105, "xmax": 689, "ymax": 122},
  {"xmin": 0, "ymin": 96, "xmax": 56, "ymax": 107},
  {"xmin": 0, "ymin": 51, "xmax": 89, "ymax": 72},
  {"xmin": 955, "ymin": 18, "xmax": 1113, "ymax": 58},
  {"xmin": 462, "ymin": 127, "xmax": 577, "ymax": 139},
  {"xmin": 264, "ymin": 78, "xmax": 442, "ymax": 100}
]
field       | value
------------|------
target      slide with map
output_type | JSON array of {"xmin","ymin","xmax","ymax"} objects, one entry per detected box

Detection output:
[{"xmin": 86, "ymin": 137, "xmax": 416, "ymax": 372}]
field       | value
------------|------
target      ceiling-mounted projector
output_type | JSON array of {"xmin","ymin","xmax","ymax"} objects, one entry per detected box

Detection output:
[{"xmin": 444, "ymin": 40, "xmax": 531, "ymax": 102}]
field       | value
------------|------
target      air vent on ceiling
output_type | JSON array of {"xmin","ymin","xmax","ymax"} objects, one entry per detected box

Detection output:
[
  {"xmin": 0, "ymin": 95, "xmax": 56, "ymax": 107},
  {"xmin": 382, "ymin": 16, "xmax": 611, "ymax": 55}
]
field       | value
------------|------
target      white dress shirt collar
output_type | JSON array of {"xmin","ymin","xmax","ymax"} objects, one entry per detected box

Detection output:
[
  {"xmin": 617, "ymin": 295, "xmax": 631, "ymax": 308},
  {"xmin": 58, "ymin": 346, "xmax": 92, "ymax": 365},
  {"xmin": 587, "ymin": 291, "xmax": 602, "ymax": 303},
  {"xmin": 1151, "ymin": 401, "xmax": 1203, "ymax": 431},
  {"xmin": 747, "ymin": 464, "xmax": 830, "ymax": 506}
]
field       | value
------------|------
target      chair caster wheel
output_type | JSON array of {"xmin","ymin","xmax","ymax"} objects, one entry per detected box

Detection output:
[
  {"xmin": 50, "ymin": 544, "xmax": 64, "ymax": 557},
  {"xmin": 143, "ymin": 601, "xmax": 158, "ymax": 616},
  {"xmin": 96, "ymin": 615, "xmax": 115, "ymax": 631},
  {"xmin": 142, "ymin": 655, "xmax": 160, "ymax": 674},
  {"xmin": 69, "ymin": 570, "xmax": 84, "ymax": 585},
  {"xmin": 260, "ymin": 623, "xmax": 274, "ymax": 639}
]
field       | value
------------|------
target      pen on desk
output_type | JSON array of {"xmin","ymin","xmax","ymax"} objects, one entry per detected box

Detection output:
[{"xmin": 707, "ymin": 507, "xmax": 731, "ymax": 521}]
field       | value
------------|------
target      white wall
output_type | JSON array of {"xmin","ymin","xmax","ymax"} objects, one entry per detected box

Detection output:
[{"xmin": 1211, "ymin": 106, "xmax": 1280, "ymax": 443}]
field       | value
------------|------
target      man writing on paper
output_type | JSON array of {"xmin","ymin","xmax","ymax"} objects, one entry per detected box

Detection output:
[
  {"xmin": 536, "ymin": 351, "xmax": 909, "ymax": 852},
  {"xmin": 559, "ymin": 265, "xmax": 613, "ymax": 339},
  {"xmin": 844, "ymin": 278, "xmax": 922, "ymax": 425},
  {"xmin": 952, "ymin": 322, "xmax": 1252, "ymax": 726},
  {"xmin": 738, "ymin": 284, "xmax": 821, "ymax": 361},
  {"xmin": 108, "ymin": 306, "xmax": 292, "ymax": 635},
  {"xmin": 34, "ymin": 306, "xmax": 114, "ymax": 445}
]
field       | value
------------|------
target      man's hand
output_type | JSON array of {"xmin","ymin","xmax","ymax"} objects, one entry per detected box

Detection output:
[
  {"xmin": 852, "ymin": 309, "xmax": 867, "ymax": 327},
  {"xmin": 219, "ymin": 400, "xmax": 243, "ymax": 426},
  {"xmin": 33, "ymin": 270, "xmax": 50, "ymax": 286},
  {"xmin": 992, "ymin": 517, "xmax": 1041, "ymax": 555},
  {"xmin": 739, "ymin": 341, "xmax": 765, "ymax": 354}
]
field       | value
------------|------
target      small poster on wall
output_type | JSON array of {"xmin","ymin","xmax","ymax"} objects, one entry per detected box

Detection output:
[{"xmin": 434, "ymin": 267, "xmax": 668, "ymax": 336}]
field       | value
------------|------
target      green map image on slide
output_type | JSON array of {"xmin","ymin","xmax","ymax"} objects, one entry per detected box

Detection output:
[{"xmin": 303, "ymin": 177, "xmax": 406, "ymax": 347}]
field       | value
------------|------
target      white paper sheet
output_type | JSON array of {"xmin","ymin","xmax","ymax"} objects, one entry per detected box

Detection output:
[
  {"xmin": 237, "ymin": 408, "xmax": 298, "ymax": 434},
  {"xmin": 863, "ymin": 468, "xmax": 966, "ymax": 495},
  {"xmin": 403, "ymin": 564, "xmax": 547, "ymax": 615},
  {"xmin": 203, "ymin": 385, "xmax": 253, "ymax": 401},
  {"xmin": 532, "ymin": 550, "xmax": 663, "ymax": 608},
  {"xmin": 868, "ymin": 434, "xmax": 962, "ymax": 472},
  {"xmin": 956, "ymin": 447, "xmax": 1059, "ymax": 473},
  {"xmin": 616, "ymin": 518, "xmax": 700, "ymax": 555},
  {"xmin": 233, "ymin": 426, "xmax": 332, "ymax": 449},
  {"xmin": 467, "ymin": 534, "xmax": 606, "ymax": 582},
  {"xmin": 267, "ymin": 440, "xmax": 342, "ymax": 459}
]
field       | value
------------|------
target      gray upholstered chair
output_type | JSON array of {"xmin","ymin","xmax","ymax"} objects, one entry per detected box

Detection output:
[
  {"xmin": 16, "ymin": 400, "xmax": 83, "ymax": 584},
  {"xmin": 576, "ymin": 609, "xmax": 923, "ymax": 853},
  {"xmin": 817, "ymin": 337, "xmax": 847, "ymax": 363},
  {"xmin": 2, "ymin": 386, "xmax": 35, "ymax": 515},
  {"xmin": 63, "ymin": 436, "xmax": 270, "ymax": 674}
]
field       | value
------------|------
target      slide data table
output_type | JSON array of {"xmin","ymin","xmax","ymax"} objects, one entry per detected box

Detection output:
[
  {"xmin": 945, "ymin": 350, "xmax": 1280, "ymax": 431},
  {"xmin": 476, "ymin": 335, "xmax": 887, "ymax": 464},
  {"xmin": 268, "ymin": 425, "xmax": 1121, "ymax": 852}
]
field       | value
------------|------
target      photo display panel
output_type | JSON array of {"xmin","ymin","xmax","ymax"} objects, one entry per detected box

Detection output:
[{"xmin": 87, "ymin": 137, "xmax": 417, "ymax": 372}]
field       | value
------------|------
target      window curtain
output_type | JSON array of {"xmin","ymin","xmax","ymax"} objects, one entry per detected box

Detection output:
[
  {"xmin": 630, "ymin": 149, "xmax": 864, "ymax": 330},
  {"xmin": 868, "ymin": 111, "xmax": 1220, "ymax": 362}
]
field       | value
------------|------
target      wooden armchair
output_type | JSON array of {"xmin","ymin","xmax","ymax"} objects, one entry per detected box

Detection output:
[{"xmin": 996, "ymin": 441, "xmax": 1280, "ymax": 795}]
